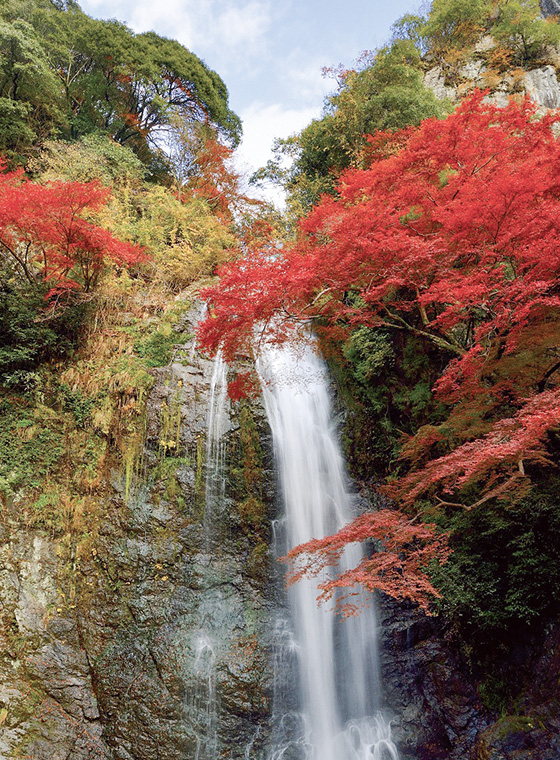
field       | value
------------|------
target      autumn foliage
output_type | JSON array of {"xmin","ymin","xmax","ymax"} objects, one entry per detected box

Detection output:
[
  {"xmin": 199, "ymin": 92, "xmax": 560, "ymax": 607},
  {"xmin": 0, "ymin": 162, "xmax": 146, "ymax": 306},
  {"xmin": 282, "ymin": 510, "xmax": 450, "ymax": 615},
  {"xmin": 186, "ymin": 137, "xmax": 242, "ymax": 220},
  {"xmin": 200, "ymin": 92, "xmax": 560, "ymax": 504}
]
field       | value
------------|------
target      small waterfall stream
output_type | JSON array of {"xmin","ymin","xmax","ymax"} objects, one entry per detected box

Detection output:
[
  {"xmin": 258, "ymin": 342, "xmax": 399, "ymax": 760},
  {"xmin": 185, "ymin": 350, "xmax": 230, "ymax": 760},
  {"xmin": 204, "ymin": 350, "xmax": 229, "ymax": 550}
]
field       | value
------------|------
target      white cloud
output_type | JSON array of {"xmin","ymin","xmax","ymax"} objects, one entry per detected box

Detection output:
[
  {"xmin": 210, "ymin": 2, "xmax": 272, "ymax": 52},
  {"xmin": 283, "ymin": 54, "xmax": 335, "ymax": 105},
  {"xmin": 236, "ymin": 102, "xmax": 320, "ymax": 170},
  {"xmin": 127, "ymin": 0, "xmax": 198, "ymax": 45},
  {"xmin": 81, "ymin": 0, "xmax": 273, "ymax": 61},
  {"xmin": 234, "ymin": 102, "xmax": 322, "ymax": 206}
]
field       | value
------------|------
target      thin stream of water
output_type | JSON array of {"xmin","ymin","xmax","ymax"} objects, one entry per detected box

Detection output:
[
  {"xmin": 258, "ymin": 341, "xmax": 399, "ymax": 760},
  {"xmin": 204, "ymin": 350, "xmax": 229, "ymax": 550},
  {"xmin": 185, "ymin": 351, "xmax": 229, "ymax": 760}
]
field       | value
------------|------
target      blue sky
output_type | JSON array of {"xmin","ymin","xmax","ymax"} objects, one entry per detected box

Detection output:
[{"xmin": 79, "ymin": 0, "xmax": 425, "ymax": 197}]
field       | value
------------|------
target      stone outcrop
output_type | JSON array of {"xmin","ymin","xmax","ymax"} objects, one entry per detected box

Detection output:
[
  {"xmin": 524, "ymin": 64, "xmax": 560, "ymax": 108},
  {"xmin": 424, "ymin": 60, "xmax": 560, "ymax": 111},
  {"xmin": 0, "ymin": 303, "xmax": 276, "ymax": 759},
  {"xmin": 377, "ymin": 598, "xmax": 560, "ymax": 760},
  {"xmin": 0, "ymin": 532, "xmax": 112, "ymax": 760},
  {"xmin": 541, "ymin": 0, "xmax": 560, "ymax": 17}
]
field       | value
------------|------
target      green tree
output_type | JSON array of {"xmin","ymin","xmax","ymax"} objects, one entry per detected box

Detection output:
[
  {"xmin": 420, "ymin": 0, "xmax": 492, "ymax": 53},
  {"xmin": 0, "ymin": 18, "xmax": 64, "ymax": 161},
  {"xmin": 0, "ymin": 0, "xmax": 241, "ymax": 173},
  {"xmin": 261, "ymin": 40, "xmax": 445, "ymax": 215},
  {"xmin": 492, "ymin": 0, "xmax": 560, "ymax": 63}
]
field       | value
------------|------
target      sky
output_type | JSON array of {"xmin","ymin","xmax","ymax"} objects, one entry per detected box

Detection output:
[{"xmin": 79, "ymin": 0, "xmax": 425, "ymax": 201}]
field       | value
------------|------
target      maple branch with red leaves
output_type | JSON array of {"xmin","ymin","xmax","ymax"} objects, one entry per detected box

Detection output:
[
  {"xmin": 198, "ymin": 91, "xmax": 560, "ymax": 611},
  {"xmin": 0, "ymin": 161, "xmax": 147, "ymax": 312}
]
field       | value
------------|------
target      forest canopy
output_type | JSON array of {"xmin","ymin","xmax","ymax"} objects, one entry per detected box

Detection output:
[{"xmin": 0, "ymin": 0, "xmax": 241, "ymax": 170}]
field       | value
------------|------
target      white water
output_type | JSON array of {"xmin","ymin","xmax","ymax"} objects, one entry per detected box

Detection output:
[
  {"xmin": 204, "ymin": 350, "xmax": 229, "ymax": 550},
  {"xmin": 192, "ymin": 634, "xmax": 218, "ymax": 760},
  {"xmin": 185, "ymin": 351, "xmax": 230, "ymax": 760},
  {"xmin": 258, "ymin": 342, "xmax": 399, "ymax": 760}
]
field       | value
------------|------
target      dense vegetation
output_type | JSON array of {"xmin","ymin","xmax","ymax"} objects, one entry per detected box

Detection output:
[
  {"xmin": 200, "ymin": 0, "xmax": 560, "ymax": 708},
  {"xmin": 2, "ymin": 0, "xmax": 560, "ymax": 722},
  {"xmin": 0, "ymin": 0, "xmax": 270, "ymax": 548},
  {"xmin": 0, "ymin": 0, "xmax": 240, "ymax": 169}
]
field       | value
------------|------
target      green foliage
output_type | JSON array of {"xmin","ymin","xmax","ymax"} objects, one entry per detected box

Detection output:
[
  {"xmin": 492, "ymin": 0, "xmax": 560, "ymax": 63},
  {"xmin": 343, "ymin": 327, "xmax": 396, "ymax": 385},
  {"xmin": 391, "ymin": 13, "xmax": 429, "ymax": 54},
  {"xmin": 59, "ymin": 384, "xmax": 95, "ymax": 427},
  {"xmin": 433, "ymin": 480, "xmax": 560, "ymax": 635},
  {"xmin": 265, "ymin": 40, "xmax": 445, "ymax": 214},
  {"xmin": 0, "ymin": 396, "xmax": 64, "ymax": 497},
  {"xmin": 0, "ymin": 0, "xmax": 241, "ymax": 169},
  {"xmin": 32, "ymin": 135, "xmax": 146, "ymax": 185},
  {"xmin": 426, "ymin": 480, "xmax": 560, "ymax": 708},
  {"xmin": 134, "ymin": 326, "xmax": 176, "ymax": 368},
  {"xmin": 0, "ymin": 17, "xmax": 64, "ymax": 161},
  {"xmin": 420, "ymin": 0, "xmax": 491, "ymax": 52},
  {"xmin": 337, "ymin": 328, "xmax": 448, "ymax": 477},
  {"xmin": 0, "ymin": 283, "xmax": 84, "ymax": 391}
]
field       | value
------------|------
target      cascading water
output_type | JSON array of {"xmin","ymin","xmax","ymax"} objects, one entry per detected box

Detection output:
[
  {"xmin": 184, "ymin": 350, "xmax": 230, "ymax": 760},
  {"xmin": 204, "ymin": 349, "xmax": 229, "ymax": 549},
  {"xmin": 258, "ymin": 341, "xmax": 399, "ymax": 760},
  {"xmin": 192, "ymin": 634, "xmax": 218, "ymax": 760}
]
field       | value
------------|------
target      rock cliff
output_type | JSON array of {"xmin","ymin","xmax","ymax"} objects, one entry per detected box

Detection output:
[{"xmin": 0, "ymin": 304, "xmax": 276, "ymax": 759}]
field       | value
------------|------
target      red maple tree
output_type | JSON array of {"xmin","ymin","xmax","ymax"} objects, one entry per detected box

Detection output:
[
  {"xmin": 0, "ymin": 163, "xmax": 146, "ymax": 307},
  {"xmin": 199, "ymin": 92, "xmax": 560, "ymax": 607}
]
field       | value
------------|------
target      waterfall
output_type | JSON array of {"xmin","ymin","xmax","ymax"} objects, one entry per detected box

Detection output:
[
  {"xmin": 258, "ymin": 341, "xmax": 399, "ymax": 760},
  {"xmin": 185, "ymin": 350, "xmax": 229, "ymax": 760},
  {"xmin": 204, "ymin": 349, "xmax": 229, "ymax": 550}
]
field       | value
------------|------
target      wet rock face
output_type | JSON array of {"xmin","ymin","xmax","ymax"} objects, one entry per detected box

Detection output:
[
  {"xmin": 541, "ymin": 0, "xmax": 560, "ymax": 17},
  {"xmin": 0, "ymin": 532, "xmax": 112, "ymax": 760},
  {"xmin": 378, "ymin": 601, "xmax": 490, "ymax": 760},
  {"xmin": 0, "ymin": 303, "xmax": 276, "ymax": 759},
  {"xmin": 378, "ymin": 598, "xmax": 560, "ymax": 760}
]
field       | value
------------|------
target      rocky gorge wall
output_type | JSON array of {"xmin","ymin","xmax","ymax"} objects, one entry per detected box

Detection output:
[
  {"xmin": 0, "ymin": 304, "xmax": 277, "ymax": 759},
  {"xmin": 377, "ymin": 598, "xmax": 560, "ymax": 760},
  {"xmin": 1, "ymin": 297, "xmax": 559, "ymax": 760}
]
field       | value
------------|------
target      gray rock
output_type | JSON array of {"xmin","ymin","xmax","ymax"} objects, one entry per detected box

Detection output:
[
  {"xmin": 541, "ymin": 0, "xmax": 560, "ymax": 17},
  {"xmin": 523, "ymin": 65, "xmax": 560, "ymax": 109},
  {"xmin": 0, "ymin": 302, "xmax": 275, "ymax": 759}
]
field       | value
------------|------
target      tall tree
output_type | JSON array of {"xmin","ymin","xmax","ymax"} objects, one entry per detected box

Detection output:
[
  {"xmin": 199, "ymin": 93, "xmax": 560, "ymax": 605},
  {"xmin": 0, "ymin": 18, "xmax": 64, "ymax": 161},
  {"xmin": 0, "ymin": 0, "xmax": 241, "ymax": 170}
]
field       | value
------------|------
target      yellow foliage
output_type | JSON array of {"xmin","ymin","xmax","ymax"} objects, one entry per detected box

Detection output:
[{"xmin": 95, "ymin": 183, "xmax": 235, "ymax": 292}]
